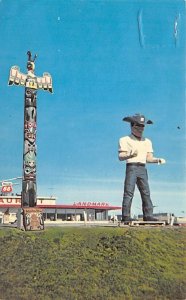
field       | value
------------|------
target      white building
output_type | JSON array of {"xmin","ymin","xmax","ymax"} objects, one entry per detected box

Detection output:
[{"xmin": 0, "ymin": 195, "xmax": 121, "ymax": 224}]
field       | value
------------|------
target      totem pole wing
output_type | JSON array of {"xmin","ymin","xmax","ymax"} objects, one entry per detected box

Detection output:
[
  {"xmin": 36, "ymin": 72, "xmax": 53, "ymax": 93},
  {"xmin": 8, "ymin": 66, "xmax": 27, "ymax": 86}
]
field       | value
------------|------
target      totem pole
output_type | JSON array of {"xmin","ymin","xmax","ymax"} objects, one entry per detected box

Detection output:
[{"xmin": 8, "ymin": 51, "xmax": 53, "ymax": 230}]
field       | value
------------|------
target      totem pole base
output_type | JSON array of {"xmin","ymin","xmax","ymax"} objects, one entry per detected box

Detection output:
[{"xmin": 18, "ymin": 207, "xmax": 44, "ymax": 231}]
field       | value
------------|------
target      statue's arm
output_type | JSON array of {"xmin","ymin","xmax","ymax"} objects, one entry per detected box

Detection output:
[{"xmin": 146, "ymin": 152, "xmax": 166, "ymax": 164}]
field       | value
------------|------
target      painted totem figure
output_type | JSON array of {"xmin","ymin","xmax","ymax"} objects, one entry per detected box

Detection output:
[{"xmin": 8, "ymin": 51, "xmax": 53, "ymax": 229}]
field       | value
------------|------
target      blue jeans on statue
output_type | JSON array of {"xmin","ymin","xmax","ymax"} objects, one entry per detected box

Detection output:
[{"xmin": 122, "ymin": 163, "xmax": 153, "ymax": 219}]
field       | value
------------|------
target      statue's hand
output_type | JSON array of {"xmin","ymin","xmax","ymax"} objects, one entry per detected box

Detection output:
[
  {"xmin": 158, "ymin": 158, "xmax": 166, "ymax": 164},
  {"xmin": 131, "ymin": 150, "xmax": 138, "ymax": 157}
]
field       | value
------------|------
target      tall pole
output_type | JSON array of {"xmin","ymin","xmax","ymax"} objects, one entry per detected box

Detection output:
[{"xmin": 8, "ymin": 51, "xmax": 53, "ymax": 230}]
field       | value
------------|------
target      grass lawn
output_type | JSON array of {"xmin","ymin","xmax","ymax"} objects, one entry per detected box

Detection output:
[{"xmin": 0, "ymin": 226, "xmax": 185, "ymax": 300}]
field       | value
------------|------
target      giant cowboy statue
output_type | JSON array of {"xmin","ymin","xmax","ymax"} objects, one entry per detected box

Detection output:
[
  {"xmin": 8, "ymin": 51, "xmax": 53, "ymax": 230},
  {"xmin": 118, "ymin": 113, "xmax": 166, "ymax": 224}
]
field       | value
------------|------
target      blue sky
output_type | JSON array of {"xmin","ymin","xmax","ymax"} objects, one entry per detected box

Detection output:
[{"xmin": 0, "ymin": 0, "xmax": 185, "ymax": 216}]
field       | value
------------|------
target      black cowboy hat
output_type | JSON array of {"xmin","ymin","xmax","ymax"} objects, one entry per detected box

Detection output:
[{"xmin": 123, "ymin": 113, "xmax": 153, "ymax": 125}]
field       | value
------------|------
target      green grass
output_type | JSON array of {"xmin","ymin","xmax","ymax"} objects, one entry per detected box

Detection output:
[{"xmin": 0, "ymin": 227, "xmax": 185, "ymax": 300}]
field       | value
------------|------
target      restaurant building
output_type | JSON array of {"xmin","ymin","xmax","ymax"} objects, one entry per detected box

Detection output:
[{"xmin": 0, "ymin": 195, "xmax": 121, "ymax": 224}]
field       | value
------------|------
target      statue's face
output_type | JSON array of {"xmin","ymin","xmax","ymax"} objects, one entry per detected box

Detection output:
[{"xmin": 131, "ymin": 123, "xmax": 145, "ymax": 139}]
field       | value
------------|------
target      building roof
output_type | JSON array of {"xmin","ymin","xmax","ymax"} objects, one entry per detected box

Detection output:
[{"xmin": 0, "ymin": 204, "xmax": 121, "ymax": 210}]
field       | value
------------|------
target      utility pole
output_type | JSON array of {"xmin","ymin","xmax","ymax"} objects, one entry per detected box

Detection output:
[{"xmin": 8, "ymin": 51, "xmax": 53, "ymax": 230}]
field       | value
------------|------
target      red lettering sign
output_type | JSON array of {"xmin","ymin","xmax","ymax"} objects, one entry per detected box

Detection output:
[
  {"xmin": 0, "ymin": 198, "xmax": 21, "ymax": 205},
  {"xmin": 73, "ymin": 202, "xmax": 109, "ymax": 207}
]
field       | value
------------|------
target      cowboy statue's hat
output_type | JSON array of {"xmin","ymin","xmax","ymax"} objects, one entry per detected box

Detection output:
[{"xmin": 123, "ymin": 113, "xmax": 153, "ymax": 125}]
